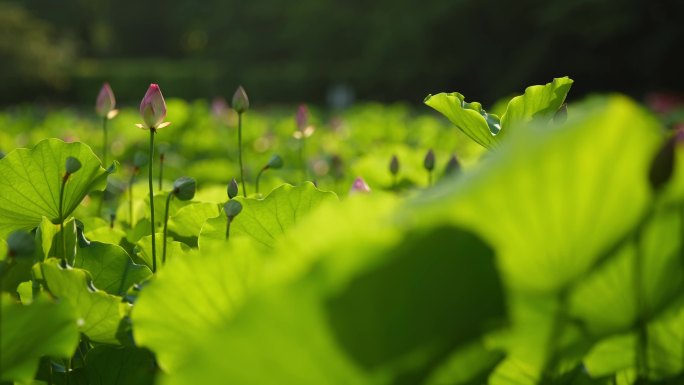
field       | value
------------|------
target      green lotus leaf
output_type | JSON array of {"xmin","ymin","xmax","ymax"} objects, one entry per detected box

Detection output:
[
  {"xmin": 168, "ymin": 202, "xmax": 220, "ymax": 238},
  {"xmin": 0, "ymin": 139, "xmax": 114, "ymax": 238},
  {"xmin": 424, "ymin": 92, "xmax": 499, "ymax": 148},
  {"xmin": 83, "ymin": 345, "xmax": 156, "ymax": 385},
  {"xmin": 0, "ymin": 294, "xmax": 79, "ymax": 383},
  {"xmin": 499, "ymin": 76, "xmax": 574, "ymax": 136},
  {"xmin": 33, "ymin": 259, "xmax": 124, "ymax": 344},
  {"xmin": 411, "ymin": 96, "xmax": 663, "ymax": 293},
  {"xmin": 199, "ymin": 182, "xmax": 337, "ymax": 249},
  {"xmin": 74, "ymin": 241, "xmax": 152, "ymax": 296}
]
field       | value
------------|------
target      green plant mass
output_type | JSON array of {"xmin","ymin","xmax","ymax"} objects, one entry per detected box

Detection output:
[{"xmin": 1, "ymin": 76, "xmax": 683, "ymax": 385}]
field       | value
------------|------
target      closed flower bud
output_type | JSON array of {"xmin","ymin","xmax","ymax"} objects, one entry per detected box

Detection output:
[
  {"xmin": 173, "ymin": 176, "xmax": 197, "ymax": 201},
  {"xmin": 424, "ymin": 149, "xmax": 435, "ymax": 172},
  {"xmin": 224, "ymin": 199, "xmax": 243, "ymax": 219},
  {"xmin": 96, "ymin": 82, "xmax": 116, "ymax": 118},
  {"xmin": 7, "ymin": 231, "xmax": 35, "ymax": 259},
  {"xmin": 232, "ymin": 86, "xmax": 250, "ymax": 113},
  {"xmin": 227, "ymin": 178, "xmax": 239, "ymax": 199},
  {"xmin": 349, "ymin": 176, "xmax": 371, "ymax": 194},
  {"xmin": 389, "ymin": 155, "xmax": 399, "ymax": 176},
  {"xmin": 267, "ymin": 154, "xmax": 284, "ymax": 169},
  {"xmin": 138, "ymin": 84, "xmax": 169, "ymax": 130},
  {"xmin": 65, "ymin": 157, "xmax": 82, "ymax": 174},
  {"xmin": 296, "ymin": 104, "xmax": 309, "ymax": 131},
  {"xmin": 444, "ymin": 154, "xmax": 461, "ymax": 176}
]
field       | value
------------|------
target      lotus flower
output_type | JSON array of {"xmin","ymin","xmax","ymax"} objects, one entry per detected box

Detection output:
[
  {"xmin": 137, "ymin": 84, "xmax": 170, "ymax": 130},
  {"xmin": 96, "ymin": 83, "xmax": 117, "ymax": 119},
  {"xmin": 349, "ymin": 177, "xmax": 371, "ymax": 194}
]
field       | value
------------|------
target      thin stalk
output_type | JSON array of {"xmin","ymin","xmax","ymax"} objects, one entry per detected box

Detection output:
[
  {"xmin": 255, "ymin": 167, "xmax": 266, "ymax": 195},
  {"xmin": 225, "ymin": 217, "xmax": 232, "ymax": 240},
  {"xmin": 128, "ymin": 170, "xmax": 137, "ymax": 229},
  {"xmin": 59, "ymin": 175, "xmax": 68, "ymax": 263},
  {"xmin": 159, "ymin": 153, "xmax": 164, "ymax": 191},
  {"xmin": 102, "ymin": 116, "xmax": 108, "ymax": 167},
  {"xmin": 238, "ymin": 112, "xmax": 247, "ymax": 197},
  {"xmin": 427, "ymin": 171, "xmax": 433, "ymax": 187},
  {"xmin": 299, "ymin": 138, "xmax": 306, "ymax": 182},
  {"xmin": 162, "ymin": 192, "xmax": 173, "ymax": 266},
  {"xmin": 148, "ymin": 130, "xmax": 157, "ymax": 273}
]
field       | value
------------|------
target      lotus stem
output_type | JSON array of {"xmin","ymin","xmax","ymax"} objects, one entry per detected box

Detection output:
[{"xmin": 148, "ymin": 129, "xmax": 157, "ymax": 273}]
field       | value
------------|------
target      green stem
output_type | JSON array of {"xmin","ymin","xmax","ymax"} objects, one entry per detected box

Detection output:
[
  {"xmin": 255, "ymin": 167, "xmax": 266, "ymax": 195},
  {"xmin": 148, "ymin": 130, "xmax": 157, "ymax": 273},
  {"xmin": 299, "ymin": 138, "xmax": 306, "ymax": 182},
  {"xmin": 162, "ymin": 192, "xmax": 173, "ymax": 266},
  {"xmin": 102, "ymin": 116, "xmax": 108, "ymax": 167},
  {"xmin": 225, "ymin": 217, "xmax": 232, "ymax": 240},
  {"xmin": 59, "ymin": 175, "xmax": 68, "ymax": 263},
  {"xmin": 427, "ymin": 171, "xmax": 433, "ymax": 187},
  {"xmin": 238, "ymin": 112, "xmax": 247, "ymax": 197},
  {"xmin": 128, "ymin": 172, "xmax": 136, "ymax": 229},
  {"xmin": 159, "ymin": 153, "xmax": 164, "ymax": 191}
]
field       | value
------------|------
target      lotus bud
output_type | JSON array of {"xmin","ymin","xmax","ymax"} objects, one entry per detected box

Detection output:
[
  {"xmin": 96, "ymin": 82, "xmax": 117, "ymax": 118},
  {"xmin": 65, "ymin": 157, "xmax": 82, "ymax": 174},
  {"xmin": 444, "ymin": 154, "xmax": 461, "ymax": 176},
  {"xmin": 296, "ymin": 104, "xmax": 309, "ymax": 131},
  {"xmin": 232, "ymin": 86, "xmax": 250, "ymax": 113},
  {"xmin": 266, "ymin": 154, "xmax": 284, "ymax": 169},
  {"xmin": 6, "ymin": 231, "xmax": 35, "ymax": 259},
  {"xmin": 224, "ymin": 199, "xmax": 243, "ymax": 219},
  {"xmin": 173, "ymin": 176, "xmax": 197, "ymax": 201},
  {"xmin": 211, "ymin": 97, "xmax": 229, "ymax": 119},
  {"xmin": 227, "ymin": 178, "xmax": 239, "ymax": 199},
  {"xmin": 423, "ymin": 149, "xmax": 435, "ymax": 172},
  {"xmin": 389, "ymin": 155, "xmax": 399, "ymax": 176},
  {"xmin": 138, "ymin": 84, "xmax": 169, "ymax": 130},
  {"xmin": 349, "ymin": 176, "xmax": 371, "ymax": 194}
]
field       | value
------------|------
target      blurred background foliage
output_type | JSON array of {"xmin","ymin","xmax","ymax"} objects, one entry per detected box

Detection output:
[{"xmin": 0, "ymin": 0, "xmax": 683, "ymax": 106}]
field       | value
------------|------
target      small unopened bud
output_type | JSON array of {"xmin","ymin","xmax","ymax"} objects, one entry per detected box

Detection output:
[
  {"xmin": 232, "ymin": 86, "xmax": 250, "ymax": 113},
  {"xmin": 296, "ymin": 104, "xmax": 309, "ymax": 131},
  {"xmin": 65, "ymin": 157, "xmax": 82, "ymax": 174},
  {"xmin": 266, "ymin": 154, "xmax": 284, "ymax": 169},
  {"xmin": 423, "ymin": 149, "xmax": 435, "ymax": 172},
  {"xmin": 138, "ymin": 84, "xmax": 169, "ymax": 130},
  {"xmin": 444, "ymin": 154, "xmax": 461, "ymax": 176},
  {"xmin": 96, "ymin": 82, "xmax": 117, "ymax": 118},
  {"xmin": 350, "ymin": 177, "xmax": 371, "ymax": 194},
  {"xmin": 224, "ymin": 199, "xmax": 243, "ymax": 219},
  {"xmin": 648, "ymin": 136, "xmax": 676, "ymax": 192},
  {"xmin": 227, "ymin": 178, "xmax": 239, "ymax": 199},
  {"xmin": 389, "ymin": 155, "xmax": 399, "ymax": 176},
  {"xmin": 554, "ymin": 103, "xmax": 568, "ymax": 124},
  {"xmin": 7, "ymin": 231, "xmax": 35, "ymax": 259},
  {"xmin": 172, "ymin": 177, "xmax": 197, "ymax": 201}
]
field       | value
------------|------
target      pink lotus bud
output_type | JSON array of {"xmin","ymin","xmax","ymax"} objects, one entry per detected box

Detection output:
[
  {"xmin": 296, "ymin": 104, "xmax": 309, "ymax": 131},
  {"xmin": 211, "ymin": 97, "xmax": 228, "ymax": 119},
  {"xmin": 139, "ymin": 84, "xmax": 169, "ymax": 130},
  {"xmin": 349, "ymin": 176, "xmax": 371, "ymax": 194},
  {"xmin": 95, "ymin": 83, "xmax": 116, "ymax": 118}
]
